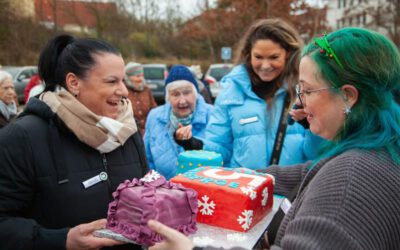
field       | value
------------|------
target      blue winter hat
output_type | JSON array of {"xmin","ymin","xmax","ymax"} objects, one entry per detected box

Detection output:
[{"xmin": 165, "ymin": 65, "xmax": 199, "ymax": 91}]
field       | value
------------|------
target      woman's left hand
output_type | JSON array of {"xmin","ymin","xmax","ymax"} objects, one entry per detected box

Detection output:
[{"xmin": 289, "ymin": 107, "xmax": 307, "ymax": 122}]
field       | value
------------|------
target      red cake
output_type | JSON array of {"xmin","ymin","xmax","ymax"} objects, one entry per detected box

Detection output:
[
  {"xmin": 106, "ymin": 170, "xmax": 198, "ymax": 246},
  {"xmin": 171, "ymin": 166, "xmax": 274, "ymax": 232}
]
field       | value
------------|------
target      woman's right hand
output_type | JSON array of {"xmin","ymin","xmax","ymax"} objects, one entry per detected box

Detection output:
[
  {"xmin": 66, "ymin": 219, "xmax": 123, "ymax": 250},
  {"xmin": 175, "ymin": 123, "xmax": 193, "ymax": 140}
]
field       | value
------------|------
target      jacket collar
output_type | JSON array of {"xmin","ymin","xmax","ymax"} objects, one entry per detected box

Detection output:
[{"xmin": 219, "ymin": 64, "xmax": 287, "ymax": 105}]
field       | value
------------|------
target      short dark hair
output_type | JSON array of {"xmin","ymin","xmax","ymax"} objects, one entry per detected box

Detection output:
[{"xmin": 38, "ymin": 34, "xmax": 120, "ymax": 91}]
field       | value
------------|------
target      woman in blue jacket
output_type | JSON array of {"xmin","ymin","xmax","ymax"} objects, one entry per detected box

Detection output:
[
  {"xmin": 176, "ymin": 19, "xmax": 322, "ymax": 169},
  {"xmin": 144, "ymin": 65, "xmax": 213, "ymax": 179}
]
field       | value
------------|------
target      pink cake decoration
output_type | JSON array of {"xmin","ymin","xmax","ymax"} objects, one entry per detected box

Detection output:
[{"xmin": 106, "ymin": 170, "xmax": 198, "ymax": 246}]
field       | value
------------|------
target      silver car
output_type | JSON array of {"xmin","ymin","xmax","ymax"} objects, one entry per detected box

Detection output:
[
  {"xmin": 204, "ymin": 63, "xmax": 233, "ymax": 98},
  {"xmin": 142, "ymin": 64, "xmax": 168, "ymax": 104}
]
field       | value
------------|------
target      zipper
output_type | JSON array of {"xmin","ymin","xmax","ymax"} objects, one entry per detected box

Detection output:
[{"xmin": 102, "ymin": 153, "xmax": 113, "ymax": 198}]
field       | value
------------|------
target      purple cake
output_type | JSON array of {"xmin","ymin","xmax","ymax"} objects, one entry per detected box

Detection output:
[{"xmin": 106, "ymin": 170, "xmax": 198, "ymax": 246}]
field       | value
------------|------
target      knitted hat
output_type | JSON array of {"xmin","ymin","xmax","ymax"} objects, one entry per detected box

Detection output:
[
  {"xmin": 125, "ymin": 62, "xmax": 143, "ymax": 77},
  {"xmin": 165, "ymin": 65, "xmax": 198, "ymax": 91}
]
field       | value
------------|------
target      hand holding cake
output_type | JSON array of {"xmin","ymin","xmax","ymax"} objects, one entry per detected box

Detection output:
[
  {"xmin": 67, "ymin": 219, "xmax": 123, "ymax": 250},
  {"xmin": 147, "ymin": 220, "xmax": 193, "ymax": 250}
]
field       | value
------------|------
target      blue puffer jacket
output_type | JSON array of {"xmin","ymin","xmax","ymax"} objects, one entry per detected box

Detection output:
[
  {"xmin": 203, "ymin": 65, "xmax": 323, "ymax": 169},
  {"xmin": 144, "ymin": 95, "xmax": 213, "ymax": 179}
]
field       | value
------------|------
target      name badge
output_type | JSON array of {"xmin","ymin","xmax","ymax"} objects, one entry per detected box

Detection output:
[
  {"xmin": 280, "ymin": 198, "xmax": 292, "ymax": 214},
  {"xmin": 82, "ymin": 172, "xmax": 108, "ymax": 189},
  {"xmin": 239, "ymin": 116, "xmax": 258, "ymax": 125}
]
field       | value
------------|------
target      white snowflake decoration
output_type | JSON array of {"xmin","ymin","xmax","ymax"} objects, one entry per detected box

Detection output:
[
  {"xmin": 198, "ymin": 195, "xmax": 216, "ymax": 215},
  {"xmin": 227, "ymin": 233, "xmax": 248, "ymax": 242},
  {"xmin": 261, "ymin": 187, "xmax": 269, "ymax": 206},
  {"xmin": 240, "ymin": 186, "xmax": 257, "ymax": 200},
  {"xmin": 237, "ymin": 210, "xmax": 253, "ymax": 230},
  {"xmin": 193, "ymin": 236, "xmax": 215, "ymax": 246},
  {"xmin": 140, "ymin": 171, "xmax": 161, "ymax": 182}
]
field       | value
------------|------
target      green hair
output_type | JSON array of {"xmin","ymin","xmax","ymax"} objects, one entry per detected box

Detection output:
[{"xmin": 303, "ymin": 27, "xmax": 400, "ymax": 164}]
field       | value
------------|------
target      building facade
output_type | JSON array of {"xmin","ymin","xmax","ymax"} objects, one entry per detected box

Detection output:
[
  {"xmin": 33, "ymin": 0, "xmax": 118, "ymax": 33},
  {"xmin": 326, "ymin": 0, "xmax": 396, "ymax": 37}
]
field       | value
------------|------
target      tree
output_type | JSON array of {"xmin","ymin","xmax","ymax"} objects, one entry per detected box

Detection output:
[
  {"xmin": 177, "ymin": 0, "xmax": 298, "ymax": 62},
  {"xmin": 292, "ymin": 0, "xmax": 330, "ymax": 42},
  {"xmin": 369, "ymin": 0, "xmax": 400, "ymax": 46},
  {"xmin": 0, "ymin": 1, "xmax": 52, "ymax": 66}
]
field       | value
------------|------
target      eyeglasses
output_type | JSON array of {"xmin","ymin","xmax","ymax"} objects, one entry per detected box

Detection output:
[{"xmin": 296, "ymin": 84, "xmax": 336, "ymax": 106}]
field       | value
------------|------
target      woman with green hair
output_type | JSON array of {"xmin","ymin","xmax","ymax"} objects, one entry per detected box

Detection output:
[{"xmin": 144, "ymin": 27, "xmax": 400, "ymax": 250}]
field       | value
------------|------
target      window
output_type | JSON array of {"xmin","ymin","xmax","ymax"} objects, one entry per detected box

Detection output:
[{"xmin": 363, "ymin": 12, "xmax": 367, "ymax": 25}]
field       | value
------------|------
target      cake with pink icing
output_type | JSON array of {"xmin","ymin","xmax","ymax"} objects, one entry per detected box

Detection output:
[{"xmin": 106, "ymin": 170, "xmax": 198, "ymax": 246}]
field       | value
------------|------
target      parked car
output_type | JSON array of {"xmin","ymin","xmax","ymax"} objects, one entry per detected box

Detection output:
[
  {"xmin": 2, "ymin": 66, "xmax": 38, "ymax": 105},
  {"xmin": 204, "ymin": 63, "xmax": 233, "ymax": 98},
  {"xmin": 142, "ymin": 64, "xmax": 168, "ymax": 104},
  {"xmin": 187, "ymin": 66, "xmax": 213, "ymax": 104}
]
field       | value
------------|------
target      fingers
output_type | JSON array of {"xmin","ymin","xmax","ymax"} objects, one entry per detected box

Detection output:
[
  {"xmin": 147, "ymin": 220, "xmax": 194, "ymax": 250},
  {"xmin": 176, "ymin": 125, "xmax": 193, "ymax": 140},
  {"xmin": 289, "ymin": 109, "xmax": 307, "ymax": 122},
  {"xmin": 78, "ymin": 219, "xmax": 107, "ymax": 235},
  {"xmin": 148, "ymin": 220, "xmax": 176, "ymax": 240}
]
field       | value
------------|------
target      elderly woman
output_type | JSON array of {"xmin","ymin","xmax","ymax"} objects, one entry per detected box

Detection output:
[
  {"xmin": 0, "ymin": 35, "xmax": 148, "ymax": 249},
  {"xmin": 147, "ymin": 27, "xmax": 400, "ymax": 250},
  {"xmin": 125, "ymin": 62, "xmax": 157, "ymax": 135},
  {"xmin": 144, "ymin": 65, "xmax": 213, "ymax": 179},
  {"xmin": 0, "ymin": 70, "xmax": 17, "ymax": 128}
]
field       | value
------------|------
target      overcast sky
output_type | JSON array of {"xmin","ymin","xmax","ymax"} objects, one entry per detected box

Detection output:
[
  {"xmin": 178, "ymin": 0, "xmax": 326, "ymax": 19},
  {"xmin": 178, "ymin": 0, "xmax": 212, "ymax": 19}
]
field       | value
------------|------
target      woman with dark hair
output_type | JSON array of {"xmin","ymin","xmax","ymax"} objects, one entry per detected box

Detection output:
[
  {"xmin": 176, "ymin": 18, "xmax": 322, "ymax": 169},
  {"xmin": 0, "ymin": 34, "xmax": 148, "ymax": 249}
]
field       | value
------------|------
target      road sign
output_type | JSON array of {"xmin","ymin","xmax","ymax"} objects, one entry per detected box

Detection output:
[{"xmin": 221, "ymin": 47, "xmax": 232, "ymax": 61}]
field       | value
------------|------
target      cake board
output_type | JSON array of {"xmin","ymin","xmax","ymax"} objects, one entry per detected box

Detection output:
[{"xmin": 93, "ymin": 195, "xmax": 283, "ymax": 249}]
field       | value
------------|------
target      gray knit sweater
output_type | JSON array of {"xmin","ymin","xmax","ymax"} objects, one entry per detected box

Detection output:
[
  {"xmin": 201, "ymin": 149, "xmax": 400, "ymax": 250},
  {"xmin": 268, "ymin": 149, "xmax": 400, "ymax": 250}
]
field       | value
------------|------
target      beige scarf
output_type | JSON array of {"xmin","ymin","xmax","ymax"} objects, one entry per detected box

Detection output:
[{"xmin": 40, "ymin": 90, "xmax": 137, "ymax": 153}]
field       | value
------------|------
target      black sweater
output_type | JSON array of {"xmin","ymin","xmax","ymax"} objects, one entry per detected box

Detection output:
[{"xmin": 0, "ymin": 98, "xmax": 149, "ymax": 249}]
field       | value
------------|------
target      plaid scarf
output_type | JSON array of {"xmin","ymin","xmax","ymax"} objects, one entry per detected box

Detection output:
[{"xmin": 40, "ymin": 90, "xmax": 137, "ymax": 153}]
